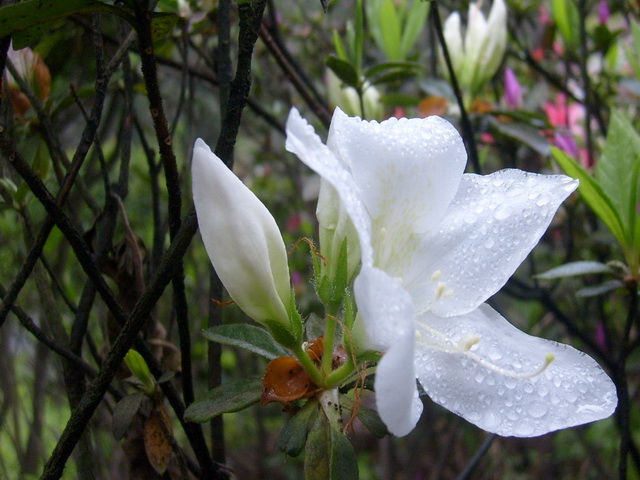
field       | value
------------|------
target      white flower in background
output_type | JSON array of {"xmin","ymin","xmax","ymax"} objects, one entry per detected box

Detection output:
[
  {"xmin": 326, "ymin": 69, "xmax": 384, "ymax": 120},
  {"xmin": 192, "ymin": 139, "xmax": 292, "ymax": 328},
  {"xmin": 443, "ymin": 0, "xmax": 507, "ymax": 97},
  {"xmin": 286, "ymin": 107, "xmax": 617, "ymax": 437}
]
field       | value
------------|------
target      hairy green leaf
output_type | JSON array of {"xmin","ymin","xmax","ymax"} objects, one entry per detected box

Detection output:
[
  {"xmin": 551, "ymin": 147, "xmax": 626, "ymax": 245},
  {"xmin": 535, "ymin": 261, "xmax": 612, "ymax": 279},
  {"xmin": 112, "ymin": 392, "xmax": 144, "ymax": 441},
  {"xmin": 277, "ymin": 399, "xmax": 319, "ymax": 457},
  {"xmin": 184, "ymin": 378, "xmax": 262, "ymax": 423},
  {"xmin": 202, "ymin": 323, "xmax": 287, "ymax": 360}
]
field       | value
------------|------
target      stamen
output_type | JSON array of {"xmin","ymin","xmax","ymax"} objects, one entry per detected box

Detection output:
[
  {"xmin": 434, "ymin": 282, "xmax": 447, "ymax": 300},
  {"xmin": 431, "ymin": 270, "xmax": 442, "ymax": 281},
  {"xmin": 464, "ymin": 351, "xmax": 555, "ymax": 379},
  {"xmin": 414, "ymin": 322, "xmax": 555, "ymax": 379}
]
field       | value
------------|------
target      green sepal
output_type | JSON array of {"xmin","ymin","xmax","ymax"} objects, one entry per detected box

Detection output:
[
  {"xmin": 184, "ymin": 378, "xmax": 262, "ymax": 423},
  {"xmin": 276, "ymin": 398, "xmax": 320, "ymax": 457},
  {"xmin": 287, "ymin": 288, "xmax": 304, "ymax": 344},
  {"xmin": 264, "ymin": 317, "xmax": 299, "ymax": 350},
  {"xmin": 342, "ymin": 291, "xmax": 355, "ymax": 331},
  {"xmin": 328, "ymin": 238, "xmax": 349, "ymax": 311}
]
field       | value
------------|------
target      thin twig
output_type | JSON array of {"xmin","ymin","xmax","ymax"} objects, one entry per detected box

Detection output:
[{"xmin": 430, "ymin": 1, "xmax": 481, "ymax": 174}]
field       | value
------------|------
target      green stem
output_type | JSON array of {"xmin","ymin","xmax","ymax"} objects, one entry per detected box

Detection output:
[
  {"xmin": 325, "ymin": 354, "xmax": 355, "ymax": 387},
  {"xmin": 321, "ymin": 316, "xmax": 337, "ymax": 376},
  {"xmin": 292, "ymin": 344, "xmax": 324, "ymax": 387}
]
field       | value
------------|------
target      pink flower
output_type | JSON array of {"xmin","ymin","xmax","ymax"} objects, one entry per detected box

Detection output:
[
  {"xmin": 503, "ymin": 68, "xmax": 522, "ymax": 109},
  {"xmin": 598, "ymin": 1, "xmax": 610, "ymax": 25}
]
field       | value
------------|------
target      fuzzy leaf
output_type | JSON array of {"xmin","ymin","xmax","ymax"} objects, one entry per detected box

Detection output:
[
  {"xmin": 112, "ymin": 392, "xmax": 144, "ymax": 441},
  {"xmin": 552, "ymin": 147, "xmax": 626, "ymax": 245},
  {"xmin": 184, "ymin": 378, "xmax": 262, "ymax": 423},
  {"xmin": 202, "ymin": 324, "xmax": 287, "ymax": 360},
  {"xmin": 276, "ymin": 399, "xmax": 320, "ymax": 457},
  {"xmin": 535, "ymin": 261, "xmax": 612, "ymax": 279}
]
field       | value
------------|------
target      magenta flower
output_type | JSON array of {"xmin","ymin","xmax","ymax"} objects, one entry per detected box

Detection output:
[{"xmin": 503, "ymin": 68, "xmax": 522, "ymax": 109}]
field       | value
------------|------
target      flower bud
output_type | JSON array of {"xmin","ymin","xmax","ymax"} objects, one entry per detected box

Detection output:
[{"xmin": 192, "ymin": 139, "xmax": 291, "ymax": 327}]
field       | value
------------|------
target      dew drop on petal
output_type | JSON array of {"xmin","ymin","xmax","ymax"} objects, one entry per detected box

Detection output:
[{"xmin": 527, "ymin": 402, "xmax": 549, "ymax": 419}]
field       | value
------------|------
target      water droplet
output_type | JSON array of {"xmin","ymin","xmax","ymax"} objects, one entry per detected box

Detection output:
[
  {"xmin": 483, "ymin": 412, "xmax": 500, "ymax": 429},
  {"xmin": 484, "ymin": 238, "xmax": 495, "ymax": 249},
  {"xmin": 515, "ymin": 423, "xmax": 535, "ymax": 436},
  {"xmin": 464, "ymin": 211, "xmax": 478, "ymax": 224},
  {"xmin": 527, "ymin": 402, "xmax": 549, "ymax": 419},
  {"xmin": 524, "ymin": 384, "xmax": 534, "ymax": 394},
  {"xmin": 475, "ymin": 373, "xmax": 485, "ymax": 384},
  {"xmin": 536, "ymin": 195, "xmax": 550, "ymax": 206}
]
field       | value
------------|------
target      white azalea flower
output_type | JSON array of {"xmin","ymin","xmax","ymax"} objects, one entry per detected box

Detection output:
[
  {"xmin": 285, "ymin": 107, "xmax": 617, "ymax": 437},
  {"xmin": 192, "ymin": 139, "xmax": 292, "ymax": 328},
  {"xmin": 443, "ymin": 0, "xmax": 507, "ymax": 97}
]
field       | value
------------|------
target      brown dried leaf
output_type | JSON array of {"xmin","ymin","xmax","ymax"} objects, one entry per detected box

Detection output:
[
  {"xmin": 143, "ymin": 406, "xmax": 173, "ymax": 475},
  {"xmin": 417, "ymin": 96, "xmax": 448, "ymax": 117}
]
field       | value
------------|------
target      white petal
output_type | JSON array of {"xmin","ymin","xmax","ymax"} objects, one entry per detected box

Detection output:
[
  {"xmin": 375, "ymin": 329, "xmax": 423, "ymax": 437},
  {"xmin": 404, "ymin": 169, "xmax": 578, "ymax": 316},
  {"xmin": 414, "ymin": 305, "xmax": 617, "ymax": 437},
  {"xmin": 354, "ymin": 266, "xmax": 414, "ymax": 350},
  {"xmin": 481, "ymin": 0, "xmax": 507, "ymax": 81},
  {"xmin": 442, "ymin": 12, "xmax": 464, "ymax": 75},
  {"xmin": 327, "ymin": 112, "xmax": 467, "ymax": 237},
  {"xmin": 192, "ymin": 139, "xmax": 290, "ymax": 324},
  {"xmin": 285, "ymin": 108, "xmax": 374, "ymax": 266}
]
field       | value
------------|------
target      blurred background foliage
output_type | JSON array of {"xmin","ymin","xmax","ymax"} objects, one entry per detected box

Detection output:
[{"xmin": 0, "ymin": 0, "xmax": 638, "ymax": 478}]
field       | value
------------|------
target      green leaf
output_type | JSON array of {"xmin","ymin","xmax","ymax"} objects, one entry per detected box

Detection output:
[
  {"xmin": 364, "ymin": 61, "xmax": 421, "ymax": 79},
  {"xmin": 551, "ymin": 147, "xmax": 626, "ymax": 246},
  {"xmin": 112, "ymin": 392, "xmax": 144, "ymax": 441},
  {"xmin": 184, "ymin": 378, "xmax": 262, "ymax": 423},
  {"xmin": 150, "ymin": 12, "xmax": 178, "ymax": 42},
  {"xmin": 378, "ymin": 0, "xmax": 401, "ymax": 61},
  {"xmin": 552, "ymin": 0, "xmax": 579, "ymax": 48},
  {"xmin": 277, "ymin": 398, "xmax": 320, "ymax": 457},
  {"xmin": 332, "ymin": 30, "xmax": 349, "ymax": 62},
  {"xmin": 489, "ymin": 117, "xmax": 550, "ymax": 156},
  {"xmin": 304, "ymin": 414, "xmax": 359, "ymax": 480},
  {"xmin": 326, "ymin": 56, "xmax": 360, "ymax": 89},
  {"xmin": 535, "ymin": 261, "xmax": 612, "ymax": 280},
  {"xmin": 356, "ymin": 405, "xmax": 388, "ymax": 439},
  {"xmin": 354, "ymin": 0, "xmax": 363, "ymax": 74},
  {"xmin": 576, "ymin": 280, "xmax": 624, "ymax": 298},
  {"xmin": 124, "ymin": 349, "xmax": 155, "ymax": 394},
  {"xmin": 0, "ymin": 0, "xmax": 128, "ymax": 49},
  {"xmin": 370, "ymin": 69, "xmax": 416, "ymax": 86},
  {"xmin": 328, "ymin": 427, "xmax": 359, "ymax": 479},
  {"xmin": 399, "ymin": 0, "xmax": 430, "ymax": 59},
  {"xmin": 202, "ymin": 324, "xmax": 287, "ymax": 360},
  {"xmin": 595, "ymin": 111, "xmax": 640, "ymax": 246}
]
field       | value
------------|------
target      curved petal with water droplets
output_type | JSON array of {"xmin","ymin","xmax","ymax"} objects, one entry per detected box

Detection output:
[
  {"xmin": 285, "ymin": 108, "xmax": 374, "ymax": 266},
  {"xmin": 354, "ymin": 266, "xmax": 415, "ymax": 350},
  {"xmin": 192, "ymin": 139, "xmax": 290, "ymax": 325},
  {"xmin": 327, "ymin": 110, "xmax": 467, "ymax": 237},
  {"xmin": 414, "ymin": 305, "xmax": 617, "ymax": 437},
  {"xmin": 403, "ymin": 169, "xmax": 578, "ymax": 317},
  {"xmin": 375, "ymin": 329, "xmax": 423, "ymax": 437}
]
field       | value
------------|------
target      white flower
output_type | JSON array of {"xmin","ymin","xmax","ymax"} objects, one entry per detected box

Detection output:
[
  {"xmin": 285, "ymin": 107, "xmax": 617, "ymax": 437},
  {"xmin": 326, "ymin": 69, "xmax": 384, "ymax": 120},
  {"xmin": 443, "ymin": 0, "xmax": 507, "ymax": 97},
  {"xmin": 192, "ymin": 139, "xmax": 292, "ymax": 327}
]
